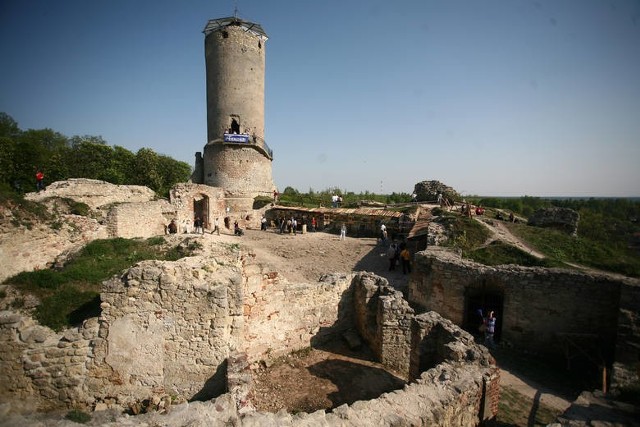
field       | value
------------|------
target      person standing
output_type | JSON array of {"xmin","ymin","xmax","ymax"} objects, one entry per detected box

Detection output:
[
  {"xmin": 311, "ymin": 216, "xmax": 317, "ymax": 232},
  {"xmin": 340, "ymin": 223, "xmax": 347, "ymax": 240},
  {"xmin": 400, "ymin": 244, "xmax": 411, "ymax": 274},
  {"xmin": 213, "ymin": 217, "xmax": 220, "ymax": 235},
  {"xmin": 35, "ymin": 170, "xmax": 44, "ymax": 191},
  {"xmin": 387, "ymin": 242, "xmax": 398, "ymax": 271},
  {"xmin": 484, "ymin": 311, "xmax": 497, "ymax": 349}
]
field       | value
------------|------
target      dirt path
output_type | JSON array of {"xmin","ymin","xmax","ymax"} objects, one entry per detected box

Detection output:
[{"xmin": 475, "ymin": 216, "xmax": 547, "ymax": 259}]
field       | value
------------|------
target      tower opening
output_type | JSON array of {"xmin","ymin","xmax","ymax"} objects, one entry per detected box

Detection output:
[{"xmin": 230, "ymin": 118, "xmax": 240, "ymax": 134}]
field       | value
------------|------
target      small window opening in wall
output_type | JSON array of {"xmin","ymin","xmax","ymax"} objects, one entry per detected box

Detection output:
[
  {"xmin": 222, "ymin": 31, "xmax": 229, "ymax": 38},
  {"xmin": 258, "ymin": 40, "xmax": 261, "ymax": 49},
  {"xmin": 230, "ymin": 118, "xmax": 240, "ymax": 134}
]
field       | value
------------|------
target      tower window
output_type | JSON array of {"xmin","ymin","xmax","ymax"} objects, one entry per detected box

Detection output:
[
  {"xmin": 231, "ymin": 118, "xmax": 240, "ymax": 134},
  {"xmin": 258, "ymin": 41, "xmax": 261, "ymax": 49},
  {"xmin": 222, "ymin": 31, "xmax": 229, "ymax": 38}
]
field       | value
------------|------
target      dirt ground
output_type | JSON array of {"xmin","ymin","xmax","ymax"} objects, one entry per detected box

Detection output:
[{"xmin": 206, "ymin": 221, "xmax": 577, "ymax": 418}]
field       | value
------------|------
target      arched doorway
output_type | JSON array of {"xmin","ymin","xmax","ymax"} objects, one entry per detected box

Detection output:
[{"xmin": 194, "ymin": 196, "xmax": 210, "ymax": 230}]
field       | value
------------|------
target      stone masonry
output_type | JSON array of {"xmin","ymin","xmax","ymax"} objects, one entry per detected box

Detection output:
[
  {"xmin": 408, "ymin": 247, "xmax": 640, "ymax": 390},
  {"xmin": 0, "ymin": 242, "xmax": 499, "ymax": 426}
]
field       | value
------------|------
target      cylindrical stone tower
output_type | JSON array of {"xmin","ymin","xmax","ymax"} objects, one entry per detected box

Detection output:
[{"xmin": 199, "ymin": 17, "xmax": 274, "ymax": 198}]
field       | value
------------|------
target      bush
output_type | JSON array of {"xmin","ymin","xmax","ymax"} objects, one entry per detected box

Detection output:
[
  {"xmin": 65, "ymin": 409, "xmax": 91, "ymax": 424},
  {"xmin": 4, "ymin": 236, "xmax": 200, "ymax": 330}
]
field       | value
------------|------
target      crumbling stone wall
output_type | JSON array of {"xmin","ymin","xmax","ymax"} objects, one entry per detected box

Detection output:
[
  {"xmin": 241, "ymin": 261, "xmax": 353, "ymax": 362},
  {"xmin": 0, "ymin": 311, "xmax": 97, "ymax": 412},
  {"xmin": 1, "ymin": 244, "xmax": 501, "ymax": 425},
  {"xmin": 106, "ymin": 200, "xmax": 174, "ymax": 238},
  {"xmin": 86, "ymin": 254, "xmax": 245, "ymax": 405},
  {"xmin": 25, "ymin": 179, "xmax": 156, "ymax": 210},
  {"xmin": 169, "ymin": 183, "xmax": 226, "ymax": 230},
  {"xmin": 413, "ymin": 180, "xmax": 460, "ymax": 202},
  {"xmin": 353, "ymin": 273, "xmax": 414, "ymax": 376},
  {"xmin": 612, "ymin": 282, "xmax": 640, "ymax": 391},
  {"xmin": 528, "ymin": 206, "xmax": 580, "ymax": 235},
  {"xmin": 408, "ymin": 248, "xmax": 640, "ymax": 388}
]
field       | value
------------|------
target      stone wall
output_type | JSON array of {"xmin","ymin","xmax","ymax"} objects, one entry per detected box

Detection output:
[
  {"xmin": 106, "ymin": 200, "xmax": 174, "ymax": 238},
  {"xmin": 241, "ymin": 262, "xmax": 353, "ymax": 362},
  {"xmin": 408, "ymin": 248, "xmax": 640, "ymax": 388},
  {"xmin": 1, "ymin": 235, "xmax": 503, "ymax": 425},
  {"xmin": 87, "ymin": 254, "xmax": 245, "ymax": 404},
  {"xmin": 0, "ymin": 311, "xmax": 97, "ymax": 412},
  {"xmin": 169, "ymin": 183, "xmax": 226, "ymax": 231},
  {"xmin": 202, "ymin": 144, "xmax": 274, "ymax": 198},
  {"xmin": 25, "ymin": 179, "xmax": 156, "ymax": 210},
  {"xmin": 353, "ymin": 273, "xmax": 414, "ymax": 376},
  {"xmin": 528, "ymin": 207, "xmax": 580, "ymax": 236}
]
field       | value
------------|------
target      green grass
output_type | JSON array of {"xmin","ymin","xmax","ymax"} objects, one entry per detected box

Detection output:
[
  {"xmin": 3, "ymin": 236, "xmax": 199, "ymax": 331},
  {"xmin": 497, "ymin": 386, "xmax": 561, "ymax": 426},
  {"xmin": 506, "ymin": 222, "xmax": 640, "ymax": 277},
  {"xmin": 467, "ymin": 241, "xmax": 561, "ymax": 268},
  {"xmin": 438, "ymin": 213, "xmax": 492, "ymax": 254},
  {"xmin": 65, "ymin": 409, "xmax": 91, "ymax": 424}
]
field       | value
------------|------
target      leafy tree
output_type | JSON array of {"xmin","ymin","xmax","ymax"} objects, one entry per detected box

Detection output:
[
  {"xmin": 133, "ymin": 148, "xmax": 163, "ymax": 193},
  {"xmin": 0, "ymin": 112, "xmax": 20, "ymax": 138}
]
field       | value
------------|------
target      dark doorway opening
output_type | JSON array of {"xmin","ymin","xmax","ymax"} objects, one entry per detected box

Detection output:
[
  {"xmin": 230, "ymin": 118, "xmax": 240, "ymax": 134},
  {"xmin": 194, "ymin": 196, "xmax": 209, "ymax": 229},
  {"xmin": 464, "ymin": 288, "xmax": 504, "ymax": 343}
]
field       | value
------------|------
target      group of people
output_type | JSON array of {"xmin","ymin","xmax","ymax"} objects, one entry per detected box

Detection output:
[
  {"xmin": 386, "ymin": 241, "xmax": 412, "ymax": 274},
  {"xmin": 331, "ymin": 194, "xmax": 343, "ymax": 208},
  {"xmin": 166, "ymin": 217, "xmax": 221, "ymax": 235}
]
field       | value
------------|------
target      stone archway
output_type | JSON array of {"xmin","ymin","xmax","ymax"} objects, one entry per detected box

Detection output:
[{"xmin": 194, "ymin": 195, "xmax": 210, "ymax": 229}]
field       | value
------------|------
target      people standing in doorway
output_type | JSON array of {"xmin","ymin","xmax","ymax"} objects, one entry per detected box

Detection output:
[
  {"xmin": 194, "ymin": 217, "xmax": 203, "ymax": 234},
  {"xmin": 484, "ymin": 311, "xmax": 497, "ymax": 349}
]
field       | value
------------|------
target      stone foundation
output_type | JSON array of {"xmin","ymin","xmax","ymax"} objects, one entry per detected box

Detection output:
[{"xmin": 0, "ymin": 244, "xmax": 499, "ymax": 426}]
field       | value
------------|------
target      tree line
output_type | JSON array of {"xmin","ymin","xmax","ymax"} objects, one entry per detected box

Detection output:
[{"xmin": 0, "ymin": 112, "xmax": 191, "ymax": 196}]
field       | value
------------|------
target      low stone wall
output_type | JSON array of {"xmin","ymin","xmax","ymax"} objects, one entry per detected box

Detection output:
[{"xmin": 0, "ymin": 311, "xmax": 97, "ymax": 412}]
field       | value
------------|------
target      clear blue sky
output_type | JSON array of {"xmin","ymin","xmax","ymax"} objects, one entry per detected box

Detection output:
[{"xmin": 1, "ymin": 0, "xmax": 639, "ymax": 197}]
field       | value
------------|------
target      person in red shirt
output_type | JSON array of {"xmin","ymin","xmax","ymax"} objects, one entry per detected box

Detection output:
[{"xmin": 35, "ymin": 170, "xmax": 44, "ymax": 191}]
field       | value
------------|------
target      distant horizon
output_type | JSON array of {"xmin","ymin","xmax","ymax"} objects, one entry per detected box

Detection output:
[{"xmin": 1, "ymin": 1, "xmax": 638, "ymax": 196}]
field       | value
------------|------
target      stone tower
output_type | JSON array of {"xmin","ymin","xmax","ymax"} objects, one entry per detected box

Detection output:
[{"xmin": 193, "ymin": 17, "xmax": 274, "ymax": 199}]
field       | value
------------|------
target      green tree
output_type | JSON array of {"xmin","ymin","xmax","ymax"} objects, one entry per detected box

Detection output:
[
  {"xmin": 133, "ymin": 148, "xmax": 163, "ymax": 193},
  {"xmin": 0, "ymin": 113, "xmax": 20, "ymax": 138}
]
